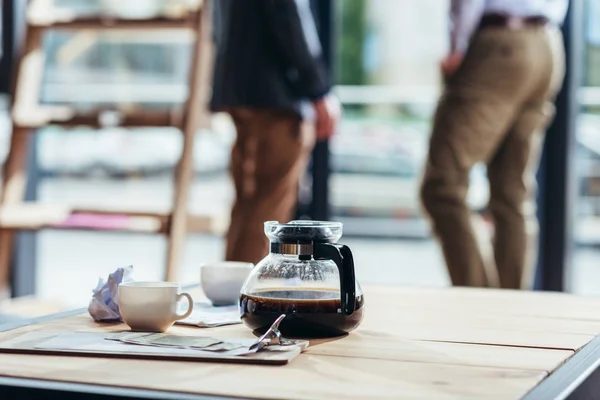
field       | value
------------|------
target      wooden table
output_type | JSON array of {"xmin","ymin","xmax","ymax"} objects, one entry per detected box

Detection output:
[{"xmin": 0, "ymin": 285, "xmax": 599, "ymax": 400}]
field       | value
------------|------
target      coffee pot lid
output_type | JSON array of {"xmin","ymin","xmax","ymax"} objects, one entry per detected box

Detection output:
[{"xmin": 265, "ymin": 221, "xmax": 342, "ymax": 243}]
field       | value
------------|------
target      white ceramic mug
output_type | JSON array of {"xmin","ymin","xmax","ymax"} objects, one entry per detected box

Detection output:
[
  {"xmin": 201, "ymin": 262, "xmax": 253, "ymax": 306},
  {"xmin": 118, "ymin": 282, "xmax": 193, "ymax": 332}
]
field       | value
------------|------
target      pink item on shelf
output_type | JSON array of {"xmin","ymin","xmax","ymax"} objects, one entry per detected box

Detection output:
[{"xmin": 53, "ymin": 213, "xmax": 132, "ymax": 230}]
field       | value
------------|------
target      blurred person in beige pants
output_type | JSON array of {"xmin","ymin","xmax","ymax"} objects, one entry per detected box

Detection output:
[
  {"xmin": 420, "ymin": 0, "xmax": 568, "ymax": 289},
  {"xmin": 210, "ymin": 0, "xmax": 341, "ymax": 264}
]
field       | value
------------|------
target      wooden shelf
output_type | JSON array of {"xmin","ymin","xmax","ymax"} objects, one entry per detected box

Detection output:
[
  {"xmin": 27, "ymin": 0, "xmax": 200, "ymax": 31},
  {"xmin": 29, "ymin": 15, "xmax": 199, "ymax": 31},
  {"xmin": 12, "ymin": 106, "xmax": 183, "ymax": 129},
  {"xmin": 0, "ymin": 204, "xmax": 167, "ymax": 233},
  {"xmin": 0, "ymin": 204, "xmax": 222, "ymax": 235}
]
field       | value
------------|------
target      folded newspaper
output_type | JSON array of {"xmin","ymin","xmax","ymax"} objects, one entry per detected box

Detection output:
[{"xmin": 176, "ymin": 302, "xmax": 241, "ymax": 328}]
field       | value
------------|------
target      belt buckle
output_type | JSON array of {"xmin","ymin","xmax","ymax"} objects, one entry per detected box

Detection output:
[{"xmin": 507, "ymin": 17, "xmax": 525, "ymax": 29}]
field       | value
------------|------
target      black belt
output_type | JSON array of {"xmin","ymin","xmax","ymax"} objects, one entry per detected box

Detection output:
[{"xmin": 479, "ymin": 14, "xmax": 550, "ymax": 30}]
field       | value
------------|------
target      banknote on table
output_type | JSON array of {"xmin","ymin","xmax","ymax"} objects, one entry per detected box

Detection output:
[
  {"xmin": 202, "ymin": 341, "xmax": 248, "ymax": 351},
  {"xmin": 105, "ymin": 332, "xmax": 153, "ymax": 342},
  {"xmin": 105, "ymin": 333, "xmax": 247, "ymax": 352}
]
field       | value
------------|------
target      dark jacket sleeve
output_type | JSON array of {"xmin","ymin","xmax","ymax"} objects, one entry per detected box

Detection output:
[{"xmin": 260, "ymin": 0, "xmax": 331, "ymax": 100}]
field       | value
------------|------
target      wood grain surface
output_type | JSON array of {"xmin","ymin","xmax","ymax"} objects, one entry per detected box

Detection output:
[{"xmin": 0, "ymin": 285, "xmax": 598, "ymax": 400}]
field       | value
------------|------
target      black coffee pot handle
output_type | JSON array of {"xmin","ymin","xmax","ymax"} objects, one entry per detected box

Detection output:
[{"xmin": 313, "ymin": 243, "xmax": 356, "ymax": 315}]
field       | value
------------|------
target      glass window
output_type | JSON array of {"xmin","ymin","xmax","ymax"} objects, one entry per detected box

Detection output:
[
  {"xmin": 573, "ymin": 0, "xmax": 600, "ymax": 295},
  {"xmin": 332, "ymin": 0, "xmax": 454, "ymax": 286}
]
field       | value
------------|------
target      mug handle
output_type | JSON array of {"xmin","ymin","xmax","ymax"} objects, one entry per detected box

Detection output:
[{"xmin": 173, "ymin": 292, "xmax": 194, "ymax": 321}]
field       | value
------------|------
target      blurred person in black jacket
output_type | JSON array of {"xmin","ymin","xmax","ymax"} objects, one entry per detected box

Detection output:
[{"xmin": 211, "ymin": 0, "xmax": 341, "ymax": 263}]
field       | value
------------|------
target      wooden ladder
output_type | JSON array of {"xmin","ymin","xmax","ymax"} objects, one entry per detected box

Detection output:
[{"xmin": 0, "ymin": 0, "xmax": 215, "ymax": 294}]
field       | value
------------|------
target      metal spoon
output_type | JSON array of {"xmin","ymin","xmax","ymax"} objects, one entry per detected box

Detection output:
[{"xmin": 249, "ymin": 314, "xmax": 297, "ymax": 352}]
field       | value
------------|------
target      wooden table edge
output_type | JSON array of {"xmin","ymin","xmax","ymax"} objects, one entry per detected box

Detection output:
[
  {"xmin": 0, "ymin": 376, "xmax": 249, "ymax": 400},
  {"xmin": 523, "ymin": 335, "xmax": 600, "ymax": 400}
]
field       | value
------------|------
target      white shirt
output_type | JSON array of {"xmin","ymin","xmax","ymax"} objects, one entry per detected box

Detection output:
[{"xmin": 451, "ymin": 0, "xmax": 569, "ymax": 53}]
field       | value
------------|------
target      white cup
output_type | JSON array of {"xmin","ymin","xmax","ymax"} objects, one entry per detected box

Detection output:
[
  {"xmin": 201, "ymin": 262, "xmax": 253, "ymax": 306},
  {"xmin": 118, "ymin": 282, "xmax": 193, "ymax": 332}
]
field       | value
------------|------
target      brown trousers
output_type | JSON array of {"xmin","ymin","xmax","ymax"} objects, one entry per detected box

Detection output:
[
  {"xmin": 225, "ymin": 108, "xmax": 315, "ymax": 264},
  {"xmin": 420, "ymin": 26, "xmax": 565, "ymax": 289}
]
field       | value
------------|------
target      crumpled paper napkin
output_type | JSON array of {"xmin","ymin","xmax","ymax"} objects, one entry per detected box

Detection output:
[{"xmin": 88, "ymin": 266, "xmax": 133, "ymax": 322}]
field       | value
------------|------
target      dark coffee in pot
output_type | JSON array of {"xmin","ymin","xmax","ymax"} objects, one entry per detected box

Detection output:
[{"xmin": 239, "ymin": 288, "xmax": 364, "ymax": 338}]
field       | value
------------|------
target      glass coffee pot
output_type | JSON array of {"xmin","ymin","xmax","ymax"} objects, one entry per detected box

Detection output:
[{"xmin": 239, "ymin": 221, "xmax": 364, "ymax": 338}]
